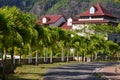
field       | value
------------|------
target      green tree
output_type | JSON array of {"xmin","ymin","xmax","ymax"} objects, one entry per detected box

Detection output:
[
  {"xmin": 49, "ymin": 27, "xmax": 60, "ymax": 63},
  {"xmin": 58, "ymin": 29, "xmax": 67, "ymax": 62},
  {"xmin": 0, "ymin": 10, "xmax": 8, "ymax": 80},
  {"xmin": 0, "ymin": 6, "xmax": 36, "ymax": 73},
  {"xmin": 115, "ymin": 0, "xmax": 120, "ymax": 2}
]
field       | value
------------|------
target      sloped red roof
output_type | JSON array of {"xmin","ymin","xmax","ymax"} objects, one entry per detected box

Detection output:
[
  {"xmin": 77, "ymin": 3, "xmax": 117, "ymax": 18},
  {"xmin": 72, "ymin": 20, "xmax": 110, "ymax": 24},
  {"xmin": 61, "ymin": 22, "xmax": 72, "ymax": 30},
  {"xmin": 37, "ymin": 15, "xmax": 63, "ymax": 24}
]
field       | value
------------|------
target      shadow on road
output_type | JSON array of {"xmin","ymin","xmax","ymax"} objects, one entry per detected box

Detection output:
[{"xmin": 43, "ymin": 62, "xmax": 120, "ymax": 80}]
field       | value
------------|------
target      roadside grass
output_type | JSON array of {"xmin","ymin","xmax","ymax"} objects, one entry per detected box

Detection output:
[{"xmin": 7, "ymin": 61, "xmax": 79, "ymax": 80}]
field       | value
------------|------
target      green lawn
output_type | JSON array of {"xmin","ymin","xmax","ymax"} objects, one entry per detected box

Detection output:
[{"xmin": 6, "ymin": 61, "xmax": 79, "ymax": 80}]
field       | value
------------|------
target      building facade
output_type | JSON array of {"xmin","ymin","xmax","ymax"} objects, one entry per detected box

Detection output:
[{"xmin": 37, "ymin": 3, "xmax": 119, "ymax": 43}]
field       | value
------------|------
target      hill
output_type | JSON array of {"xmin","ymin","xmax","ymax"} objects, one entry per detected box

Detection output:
[{"xmin": 0, "ymin": 0, "xmax": 120, "ymax": 19}]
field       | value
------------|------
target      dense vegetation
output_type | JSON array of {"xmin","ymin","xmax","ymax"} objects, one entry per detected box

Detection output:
[
  {"xmin": 0, "ymin": 5, "xmax": 120, "ymax": 73},
  {"xmin": 0, "ymin": 1, "xmax": 120, "ymax": 79},
  {"xmin": 0, "ymin": 0, "xmax": 120, "ymax": 18}
]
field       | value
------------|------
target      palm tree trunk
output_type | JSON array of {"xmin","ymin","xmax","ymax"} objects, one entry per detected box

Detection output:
[
  {"xmin": 67, "ymin": 48, "xmax": 70, "ymax": 63},
  {"xmin": 82, "ymin": 53, "xmax": 85, "ymax": 62},
  {"xmin": 73, "ymin": 49, "xmax": 75, "ymax": 61},
  {"xmin": 35, "ymin": 50, "xmax": 38, "ymax": 65},
  {"xmin": 91, "ymin": 52, "xmax": 93, "ymax": 61},
  {"xmin": 2, "ymin": 47, "xmax": 7, "ymax": 80},
  {"xmin": 95, "ymin": 52, "xmax": 98, "ymax": 60},
  {"xmin": 10, "ymin": 45, "xmax": 14, "ymax": 73},
  {"xmin": 44, "ymin": 47, "xmax": 46, "ymax": 62},
  {"xmin": 50, "ymin": 48, "xmax": 53, "ymax": 63},
  {"xmin": 28, "ymin": 46, "xmax": 32, "ymax": 64},
  {"xmin": 46, "ymin": 48, "xmax": 48, "ymax": 62},
  {"xmin": 19, "ymin": 51, "xmax": 22, "ymax": 65},
  {"xmin": 76, "ymin": 50, "xmax": 79, "ymax": 62},
  {"xmin": 61, "ymin": 48, "xmax": 64, "ymax": 62}
]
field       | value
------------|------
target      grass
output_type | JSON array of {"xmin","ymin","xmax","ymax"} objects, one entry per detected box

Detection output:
[{"xmin": 6, "ymin": 61, "xmax": 79, "ymax": 80}]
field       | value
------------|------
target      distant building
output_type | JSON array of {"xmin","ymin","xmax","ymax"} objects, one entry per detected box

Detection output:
[
  {"xmin": 71, "ymin": 3, "xmax": 119, "ymax": 42},
  {"xmin": 37, "ymin": 3, "xmax": 119, "ymax": 42},
  {"xmin": 61, "ymin": 17, "xmax": 78, "ymax": 30},
  {"xmin": 72, "ymin": 3, "xmax": 118, "ymax": 36},
  {"xmin": 76, "ymin": 3, "xmax": 118, "ymax": 26},
  {"xmin": 36, "ymin": 15, "xmax": 66, "ymax": 28}
]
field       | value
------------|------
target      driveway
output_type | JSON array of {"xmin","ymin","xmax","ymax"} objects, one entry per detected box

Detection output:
[{"xmin": 43, "ymin": 62, "xmax": 120, "ymax": 80}]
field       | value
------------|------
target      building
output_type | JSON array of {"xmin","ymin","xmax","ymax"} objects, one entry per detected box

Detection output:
[
  {"xmin": 70, "ymin": 3, "xmax": 119, "ymax": 42},
  {"xmin": 36, "ymin": 15, "xmax": 66, "ymax": 28},
  {"xmin": 61, "ymin": 17, "xmax": 78, "ymax": 30},
  {"xmin": 37, "ymin": 3, "xmax": 119, "ymax": 42},
  {"xmin": 76, "ymin": 3, "xmax": 118, "ymax": 26}
]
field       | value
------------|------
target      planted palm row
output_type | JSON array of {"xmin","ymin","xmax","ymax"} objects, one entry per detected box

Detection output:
[{"xmin": 0, "ymin": 7, "xmax": 120, "ymax": 80}]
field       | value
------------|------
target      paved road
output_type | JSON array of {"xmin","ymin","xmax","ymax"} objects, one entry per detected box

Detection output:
[{"xmin": 43, "ymin": 62, "xmax": 120, "ymax": 80}]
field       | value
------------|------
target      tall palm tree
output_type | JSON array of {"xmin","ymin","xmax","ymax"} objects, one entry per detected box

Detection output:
[
  {"xmin": 63, "ymin": 30, "xmax": 74, "ymax": 62},
  {"xmin": 17, "ymin": 12, "xmax": 37, "ymax": 65},
  {"xmin": 104, "ymin": 41, "xmax": 119, "ymax": 60},
  {"xmin": 33, "ymin": 24, "xmax": 44, "ymax": 65},
  {"xmin": 48, "ymin": 27, "xmax": 59, "ymax": 63},
  {"xmin": 0, "ymin": 12, "xmax": 8, "ymax": 80},
  {"xmin": 72, "ymin": 35, "xmax": 86, "ymax": 61},
  {"xmin": 58, "ymin": 29, "xmax": 67, "ymax": 62},
  {"xmin": 42, "ymin": 27, "xmax": 52, "ymax": 63}
]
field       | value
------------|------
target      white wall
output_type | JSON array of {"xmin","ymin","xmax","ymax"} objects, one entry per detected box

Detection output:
[
  {"xmin": 72, "ymin": 24, "xmax": 87, "ymax": 30},
  {"xmin": 67, "ymin": 18, "xmax": 72, "ymax": 26},
  {"xmin": 72, "ymin": 24, "xmax": 94, "ymax": 36},
  {"xmin": 42, "ymin": 17, "xmax": 47, "ymax": 23},
  {"xmin": 78, "ymin": 18, "xmax": 104, "ymax": 21}
]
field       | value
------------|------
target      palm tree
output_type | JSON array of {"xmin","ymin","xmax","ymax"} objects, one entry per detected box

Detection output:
[
  {"xmin": 42, "ymin": 27, "xmax": 52, "ymax": 63},
  {"xmin": 59, "ymin": 41, "xmax": 65, "ymax": 62},
  {"xmin": 0, "ymin": 8, "xmax": 9, "ymax": 79},
  {"xmin": 72, "ymin": 35, "xmax": 81, "ymax": 61},
  {"xmin": 17, "ymin": 12, "xmax": 37, "ymax": 65},
  {"xmin": 29, "ymin": 25, "xmax": 39, "ymax": 65},
  {"xmin": 58, "ymin": 29, "xmax": 67, "ymax": 62},
  {"xmin": 49, "ymin": 27, "xmax": 59, "ymax": 63},
  {"xmin": 104, "ymin": 41, "xmax": 119, "ymax": 60},
  {"xmin": 63, "ymin": 30, "xmax": 74, "ymax": 62}
]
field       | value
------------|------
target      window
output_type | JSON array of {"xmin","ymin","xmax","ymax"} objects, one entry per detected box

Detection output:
[{"xmin": 90, "ymin": 6, "xmax": 95, "ymax": 14}]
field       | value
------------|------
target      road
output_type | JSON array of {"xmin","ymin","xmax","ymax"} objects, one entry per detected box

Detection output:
[{"xmin": 43, "ymin": 62, "xmax": 120, "ymax": 80}]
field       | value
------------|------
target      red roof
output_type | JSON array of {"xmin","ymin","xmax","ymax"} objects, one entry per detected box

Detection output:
[
  {"xmin": 37, "ymin": 15, "xmax": 63, "ymax": 24},
  {"xmin": 61, "ymin": 22, "xmax": 72, "ymax": 30},
  {"xmin": 77, "ymin": 3, "xmax": 117, "ymax": 18},
  {"xmin": 72, "ymin": 20, "xmax": 110, "ymax": 24}
]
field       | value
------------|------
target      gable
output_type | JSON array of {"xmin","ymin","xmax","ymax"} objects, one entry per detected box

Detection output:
[
  {"xmin": 37, "ymin": 15, "xmax": 63, "ymax": 25},
  {"xmin": 77, "ymin": 3, "xmax": 117, "ymax": 18}
]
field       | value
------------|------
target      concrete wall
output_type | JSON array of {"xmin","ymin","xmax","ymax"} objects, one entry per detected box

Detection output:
[{"xmin": 0, "ymin": 57, "xmax": 73, "ymax": 73}]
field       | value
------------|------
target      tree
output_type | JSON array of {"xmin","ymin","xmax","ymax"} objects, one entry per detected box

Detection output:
[
  {"xmin": 0, "ymin": 6, "xmax": 37, "ymax": 73},
  {"xmin": 0, "ymin": 10, "xmax": 8, "ymax": 80},
  {"xmin": 33, "ymin": 24, "xmax": 43, "ymax": 65},
  {"xmin": 115, "ymin": 0, "xmax": 120, "ymax": 2},
  {"xmin": 58, "ymin": 29, "xmax": 67, "ymax": 62},
  {"xmin": 72, "ymin": 35, "xmax": 82, "ymax": 61},
  {"xmin": 63, "ymin": 30, "xmax": 74, "ymax": 62},
  {"xmin": 49, "ymin": 27, "xmax": 59, "ymax": 63},
  {"xmin": 17, "ymin": 12, "xmax": 37, "ymax": 65},
  {"xmin": 104, "ymin": 41, "xmax": 119, "ymax": 60}
]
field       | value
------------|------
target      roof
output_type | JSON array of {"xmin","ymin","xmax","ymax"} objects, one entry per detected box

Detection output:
[
  {"xmin": 72, "ymin": 20, "xmax": 111, "ymax": 24},
  {"xmin": 37, "ymin": 15, "xmax": 63, "ymax": 25},
  {"xmin": 61, "ymin": 22, "xmax": 72, "ymax": 30},
  {"xmin": 77, "ymin": 3, "xmax": 117, "ymax": 18}
]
